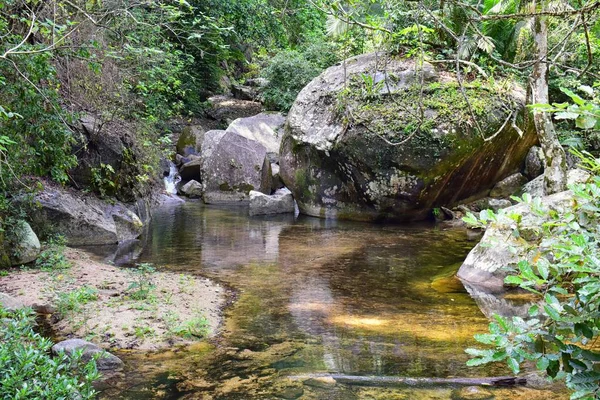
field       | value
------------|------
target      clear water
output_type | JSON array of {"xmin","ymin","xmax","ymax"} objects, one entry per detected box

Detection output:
[{"xmin": 97, "ymin": 201, "xmax": 567, "ymax": 399}]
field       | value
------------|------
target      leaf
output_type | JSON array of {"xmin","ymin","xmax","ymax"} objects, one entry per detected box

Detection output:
[
  {"xmin": 466, "ymin": 357, "xmax": 490, "ymax": 366},
  {"xmin": 576, "ymin": 115, "xmax": 597, "ymax": 130},
  {"xmin": 556, "ymin": 111, "xmax": 579, "ymax": 120},
  {"xmin": 536, "ymin": 356, "xmax": 549, "ymax": 371},
  {"xmin": 505, "ymin": 275, "xmax": 523, "ymax": 285},
  {"xmin": 507, "ymin": 357, "xmax": 520, "ymax": 374}
]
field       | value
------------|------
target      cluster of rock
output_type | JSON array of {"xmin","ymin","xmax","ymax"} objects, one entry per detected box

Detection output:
[{"xmin": 171, "ymin": 110, "xmax": 296, "ymax": 216}]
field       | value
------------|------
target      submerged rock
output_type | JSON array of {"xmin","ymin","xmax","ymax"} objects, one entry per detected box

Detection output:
[
  {"xmin": 52, "ymin": 339, "xmax": 123, "ymax": 371},
  {"xmin": 201, "ymin": 114, "xmax": 284, "ymax": 204},
  {"xmin": 249, "ymin": 188, "xmax": 295, "ymax": 216},
  {"xmin": 450, "ymin": 386, "xmax": 494, "ymax": 400},
  {"xmin": 280, "ymin": 52, "xmax": 537, "ymax": 221},
  {"xmin": 31, "ymin": 187, "xmax": 144, "ymax": 246}
]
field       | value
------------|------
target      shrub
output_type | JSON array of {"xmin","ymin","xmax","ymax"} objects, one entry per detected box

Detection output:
[
  {"xmin": 0, "ymin": 307, "xmax": 99, "ymax": 399},
  {"xmin": 464, "ymin": 150, "xmax": 600, "ymax": 399},
  {"xmin": 260, "ymin": 41, "xmax": 341, "ymax": 112}
]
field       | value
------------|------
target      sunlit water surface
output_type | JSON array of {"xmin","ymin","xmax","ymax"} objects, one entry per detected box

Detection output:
[{"xmin": 94, "ymin": 200, "xmax": 567, "ymax": 399}]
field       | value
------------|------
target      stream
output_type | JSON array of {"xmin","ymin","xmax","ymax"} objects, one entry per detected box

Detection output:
[{"xmin": 96, "ymin": 200, "xmax": 567, "ymax": 399}]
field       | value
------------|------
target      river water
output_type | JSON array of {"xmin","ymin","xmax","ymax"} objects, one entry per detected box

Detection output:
[{"xmin": 98, "ymin": 200, "xmax": 567, "ymax": 399}]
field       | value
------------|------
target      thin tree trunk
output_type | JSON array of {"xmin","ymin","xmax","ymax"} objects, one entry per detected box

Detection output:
[{"xmin": 531, "ymin": 8, "xmax": 567, "ymax": 195}]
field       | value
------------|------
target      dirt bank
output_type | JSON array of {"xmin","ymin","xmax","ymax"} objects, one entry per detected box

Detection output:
[{"xmin": 0, "ymin": 248, "xmax": 226, "ymax": 351}]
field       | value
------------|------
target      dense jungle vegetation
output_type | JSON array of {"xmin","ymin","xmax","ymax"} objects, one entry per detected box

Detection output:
[{"xmin": 1, "ymin": 0, "xmax": 600, "ymax": 398}]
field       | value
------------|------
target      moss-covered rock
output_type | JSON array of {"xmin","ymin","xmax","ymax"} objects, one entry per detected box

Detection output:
[{"xmin": 280, "ymin": 53, "xmax": 538, "ymax": 221}]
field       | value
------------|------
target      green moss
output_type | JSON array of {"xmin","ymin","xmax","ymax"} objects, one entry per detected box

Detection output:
[{"xmin": 337, "ymin": 76, "xmax": 510, "ymax": 154}]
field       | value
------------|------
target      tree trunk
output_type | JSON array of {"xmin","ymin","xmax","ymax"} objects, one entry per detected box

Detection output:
[{"xmin": 531, "ymin": 9, "xmax": 567, "ymax": 195}]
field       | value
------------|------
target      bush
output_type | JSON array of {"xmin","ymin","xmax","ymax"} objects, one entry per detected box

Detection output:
[
  {"xmin": 260, "ymin": 41, "xmax": 342, "ymax": 112},
  {"xmin": 464, "ymin": 150, "xmax": 600, "ymax": 399},
  {"xmin": 0, "ymin": 307, "xmax": 99, "ymax": 399}
]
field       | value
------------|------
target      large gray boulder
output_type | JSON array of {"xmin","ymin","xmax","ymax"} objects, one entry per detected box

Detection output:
[
  {"xmin": 521, "ymin": 168, "xmax": 591, "ymax": 198},
  {"xmin": 11, "ymin": 221, "xmax": 41, "ymax": 265},
  {"xmin": 249, "ymin": 188, "xmax": 295, "ymax": 216},
  {"xmin": 32, "ymin": 187, "xmax": 143, "ymax": 246},
  {"xmin": 200, "ymin": 115, "xmax": 284, "ymax": 204},
  {"xmin": 52, "ymin": 339, "xmax": 123, "ymax": 371},
  {"xmin": 457, "ymin": 190, "xmax": 575, "ymax": 291},
  {"xmin": 279, "ymin": 52, "xmax": 537, "ymax": 221}
]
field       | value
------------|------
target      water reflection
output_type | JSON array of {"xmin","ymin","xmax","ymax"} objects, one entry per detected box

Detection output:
[{"xmin": 98, "ymin": 201, "xmax": 566, "ymax": 399}]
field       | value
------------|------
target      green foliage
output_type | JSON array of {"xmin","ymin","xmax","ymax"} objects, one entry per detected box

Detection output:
[
  {"xmin": 35, "ymin": 235, "xmax": 70, "ymax": 271},
  {"xmin": 533, "ymin": 86, "xmax": 600, "ymax": 131},
  {"xmin": 174, "ymin": 314, "xmax": 210, "ymax": 339},
  {"xmin": 0, "ymin": 307, "xmax": 99, "ymax": 399},
  {"xmin": 463, "ymin": 151, "xmax": 600, "ymax": 399},
  {"xmin": 127, "ymin": 263, "xmax": 157, "ymax": 301},
  {"xmin": 56, "ymin": 286, "xmax": 99, "ymax": 320},
  {"xmin": 261, "ymin": 41, "xmax": 342, "ymax": 111}
]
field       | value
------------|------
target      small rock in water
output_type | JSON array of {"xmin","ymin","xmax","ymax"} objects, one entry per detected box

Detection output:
[
  {"xmin": 181, "ymin": 180, "xmax": 203, "ymax": 198},
  {"xmin": 249, "ymin": 188, "xmax": 295, "ymax": 216},
  {"xmin": 450, "ymin": 386, "xmax": 494, "ymax": 400},
  {"xmin": 275, "ymin": 386, "xmax": 304, "ymax": 399}
]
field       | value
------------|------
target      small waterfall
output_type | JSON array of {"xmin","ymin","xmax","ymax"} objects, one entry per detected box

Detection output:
[{"xmin": 164, "ymin": 161, "xmax": 181, "ymax": 195}]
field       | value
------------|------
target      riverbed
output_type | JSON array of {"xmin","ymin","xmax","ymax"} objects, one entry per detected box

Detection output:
[{"xmin": 96, "ymin": 200, "xmax": 567, "ymax": 399}]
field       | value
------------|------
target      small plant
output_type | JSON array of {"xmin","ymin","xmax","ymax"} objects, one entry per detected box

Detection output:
[
  {"xmin": 35, "ymin": 235, "xmax": 70, "ymax": 271},
  {"xmin": 0, "ymin": 306, "xmax": 99, "ymax": 399},
  {"xmin": 134, "ymin": 325, "xmax": 155, "ymax": 339},
  {"xmin": 174, "ymin": 314, "xmax": 210, "ymax": 339},
  {"xmin": 127, "ymin": 263, "xmax": 156, "ymax": 300},
  {"xmin": 56, "ymin": 286, "xmax": 98, "ymax": 320}
]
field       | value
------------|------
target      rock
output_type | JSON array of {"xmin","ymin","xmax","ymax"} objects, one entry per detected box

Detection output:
[
  {"xmin": 450, "ymin": 386, "xmax": 494, "ymax": 400},
  {"xmin": 271, "ymin": 163, "xmax": 285, "ymax": 191},
  {"xmin": 179, "ymin": 159, "xmax": 202, "ymax": 183},
  {"xmin": 249, "ymin": 188, "xmax": 295, "ymax": 216},
  {"xmin": 568, "ymin": 168, "xmax": 591, "ymax": 185},
  {"xmin": 31, "ymin": 187, "xmax": 144, "ymax": 246},
  {"xmin": 523, "ymin": 146, "xmax": 544, "ymax": 180},
  {"xmin": 521, "ymin": 168, "xmax": 591, "ymax": 198},
  {"xmin": 0, "ymin": 292, "xmax": 25, "ymax": 311},
  {"xmin": 11, "ymin": 221, "xmax": 41, "ymax": 265},
  {"xmin": 231, "ymin": 83, "xmax": 258, "ymax": 101},
  {"xmin": 207, "ymin": 95, "xmax": 262, "ymax": 124},
  {"xmin": 181, "ymin": 180, "xmax": 203, "ymax": 198},
  {"xmin": 280, "ymin": 52, "xmax": 537, "ymax": 221},
  {"xmin": 467, "ymin": 197, "xmax": 512, "ymax": 212},
  {"xmin": 521, "ymin": 174, "xmax": 544, "ymax": 197},
  {"xmin": 489, "ymin": 173, "xmax": 528, "ymax": 198},
  {"xmin": 200, "ymin": 118, "xmax": 278, "ymax": 203},
  {"xmin": 225, "ymin": 112, "xmax": 285, "ymax": 156},
  {"xmin": 70, "ymin": 114, "xmax": 151, "ymax": 201},
  {"xmin": 457, "ymin": 190, "xmax": 575, "ymax": 291},
  {"xmin": 246, "ymin": 78, "xmax": 269, "ymax": 88},
  {"xmin": 176, "ymin": 125, "xmax": 205, "ymax": 156},
  {"xmin": 32, "ymin": 302, "xmax": 56, "ymax": 314},
  {"xmin": 52, "ymin": 339, "xmax": 123, "ymax": 371},
  {"xmin": 275, "ymin": 386, "xmax": 304, "ymax": 399}
]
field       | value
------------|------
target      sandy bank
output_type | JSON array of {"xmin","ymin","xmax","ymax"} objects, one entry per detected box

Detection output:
[{"xmin": 0, "ymin": 248, "xmax": 225, "ymax": 351}]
